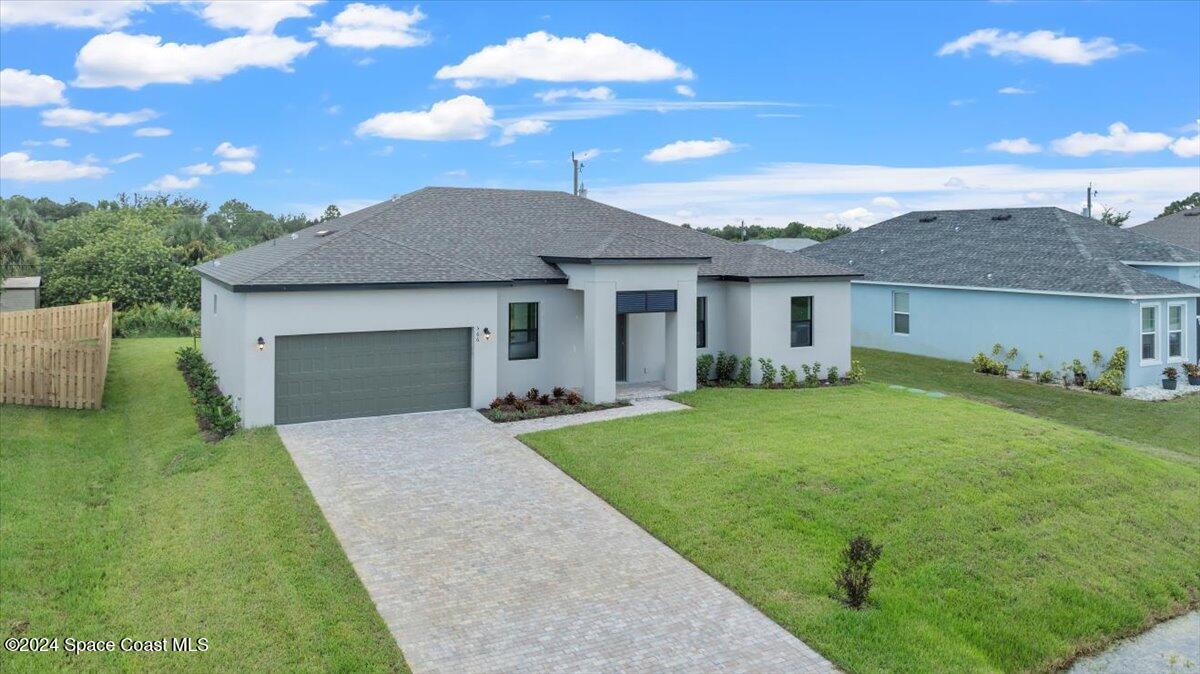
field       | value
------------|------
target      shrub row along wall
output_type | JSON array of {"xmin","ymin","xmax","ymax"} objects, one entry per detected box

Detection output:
[{"xmin": 0, "ymin": 301, "xmax": 112, "ymax": 409}]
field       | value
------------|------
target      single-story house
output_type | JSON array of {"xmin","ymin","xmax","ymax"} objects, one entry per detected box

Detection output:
[
  {"xmin": 0, "ymin": 276, "xmax": 41, "ymax": 312},
  {"xmin": 803, "ymin": 207, "xmax": 1200, "ymax": 388},
  {"xmin": 1128, "ymin": 207, "xmax": 1200, "ymax": 252},
  {"xmin": 196, "ymin": 187, "xmax": 858, "ymax": 426},
  {"xmin": 743, "ymin": 237, "xmax": 820, "ymax": 252}
]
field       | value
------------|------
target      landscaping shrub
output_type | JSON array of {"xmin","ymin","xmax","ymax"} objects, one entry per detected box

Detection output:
[
  {"xmin": 780, "ymin": 365, "xmax": 799, "ymax": 388},
  {"xmin": 1018, "ymin": 364, "xmax": 1032, "ymax": 380},
  {"xmin": 736, "ymin": 356, "xmax": 753, "ymax": 387},
  {"xmin": 115, "ymin": 303, "xmax": 198, "ymax": 337},
  {"xmin": 1037, "ymin": 369, "xmax": 1054, "ymax": 384},
  {"xmin": 538, "ymin": 394, "xmax": 551, "ymax": 406},
  {"xmin": 758, "ymin": 358, "xmax": 777, "ymax": 387},
  {"xmin": 552, "ymin": 386, "xmax": 566, "ymax": 399},
  {"xmin": 715, "ymin": 351, "xmax": 738, "ymax": 383},
  {"xmin": 566, "ymin": 391, "xmax": 583, "ymax": 405},
  {"xmin": 835, "ymin": 534, "xmax": 883, "ymax": 610},
  {"xmin": 825, "ymin": 365, "xmax": 839, "ymax": 385},
  {"xmin": 971, "ymin": 352, "xmax": 1007, "ymax": 376},
  {"xmin": 481, "ymin": 387, "xmax": 627, "ymax": 422},
  {"xmin": 846, "ymin": 360, "xmax": 866, "ymax": 383},
  {"xmin": 174, "ymin": 346, "xmax": 240, "ymax": 440},
  {"xmin": 1086, "ymin": 347, "xmax": 1127, "ymax": 396},
  {"xmin": 526, "ymin": 388, "xmax": 540, "ymax": 402},
  {"xmin": 696, "ymin": 353, "xmax": 714, "ymax": 385},
  {"xmin": 1069, "ymin": 359, "xmax": 1088, "ymax": 386},
  {"xmin": 504, "ymin": 392, "xmax": 517, "ymax": 405},
  {"xmin": 489, "ymin": 398, "xmax": 503, "ymax": 409},
  {"xmin": 801, "ymin": 362, "xmax": 822, "ymax": 388},
  {"xmin": 514, "ymin": 399, "xmax": 528, "ymax": 412}
]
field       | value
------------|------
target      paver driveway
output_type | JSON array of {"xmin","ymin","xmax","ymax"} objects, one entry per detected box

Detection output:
[{"xmin": 279, "ymin": 404, "xmax": 834, "ymax": 673}]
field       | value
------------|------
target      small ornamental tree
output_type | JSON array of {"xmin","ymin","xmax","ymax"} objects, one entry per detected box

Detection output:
[{"xmin": 835, "ymin": 535, "xmax": 883, "ymax": 609}]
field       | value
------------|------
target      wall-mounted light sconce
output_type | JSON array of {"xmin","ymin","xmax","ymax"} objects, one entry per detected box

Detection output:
[
  {"xmin": 476, "ymin": 327, "xmax": 493, "ymax": 343},
  {"xmin": 256, "ymin": 336, "xmax": 266, "ymax": 351}
]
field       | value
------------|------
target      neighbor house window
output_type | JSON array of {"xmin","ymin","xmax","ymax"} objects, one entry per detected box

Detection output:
[
  {"xmin": 508, "ymin": 302, "xmax": 538, "ymax": 360},
  {"xmin": 1140, "ymin": 304, "xmax": 1159, "ymax": 363},
  {"xmin": 1168, "ymin": 302, "xmax": 1185, "ymax": 361},
  {"xmin": 892, "ymin": 291, "xmax": 910, "ymax": 335},
  {"xmin": 790, "ymin": 296, "xmax": 813, "ymax": 347},
  {"xmin": 697, "ymin": 297, "xmax": 707, "ymax": 348}
]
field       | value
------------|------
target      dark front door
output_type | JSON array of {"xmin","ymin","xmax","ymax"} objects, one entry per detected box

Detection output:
[{"xmin": 616, "ymin": 314, "xmax": 628, "ymax": 382}]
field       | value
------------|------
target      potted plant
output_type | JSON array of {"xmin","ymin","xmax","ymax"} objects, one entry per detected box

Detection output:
[
  {"xmin": 1185, "ymin": 363, "xmax": 1200, "ymax": 386},
  {"xmin": 1162, "ymin": 367, "xmax": 1178, "ymax": 390},
  {"xmin": 1071, "ymin": 359, "xmax": 1088, "ymax": 387}
]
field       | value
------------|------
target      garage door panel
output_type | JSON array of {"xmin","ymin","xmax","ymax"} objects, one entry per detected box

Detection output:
[{"xmin": 275, "ymin": 328, "xmax": 471, "ymax": 424}]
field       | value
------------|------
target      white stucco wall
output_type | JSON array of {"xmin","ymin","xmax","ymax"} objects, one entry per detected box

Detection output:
[
  {"xmin": 747, "ymin": 278, "xmax": 853, "ymax": 381},
  {"xmin": 200, "ymin": 270, "xmax": 855, "ymax": 425},
  {"xmin": 200, "ymin": 277, "xmax": 247, "ymax": 408}
]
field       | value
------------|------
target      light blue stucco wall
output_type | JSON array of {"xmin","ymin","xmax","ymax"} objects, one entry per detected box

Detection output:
[
  {"xmin": 851, "ymin": 283, "xmax": 1198, "ymax": 388},
  {"xmin": 1132, "ymin": 263, "xmax": 1200, "ymax": 288}
]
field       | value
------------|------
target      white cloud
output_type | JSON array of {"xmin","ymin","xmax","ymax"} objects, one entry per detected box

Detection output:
[
  {"xmin": 590, "ymin": 162, "xmax": 1200, "ymax": 227},
  {"xmin": 997, "ymin": 86, "xmax": 1032, "ymax": 95},
  {"xmin": 355, "ymin": 56, "xmax": 375, "ymax": 66},
  {"xmin": 938, "ymin": 29, "xmax": 1135, "ymax": 65},
  {"xmin": 534, "ymin": 86, "xmax": 614, "ymax": 103},
  {"xmin": 41, "ymin": 106, "xmax": 157, "ymax": 131},
  {"xmin": 871, "ymin": 196, "xmax": 901, "ymax": 209},
  {"xmin": 356, "ymin": 95, "xmax": 495, "ymax": 141},
  {"xmin": 183, "ymin": 162, "xmax": 214, "ymax": 175},
  {"xmin": 1, "ymin": 68, "xmax": 68, "ymax": 107},
  {"xmin": 218, "ymin": 160, "xmax": 256, "ymax": 174},
  {"xmin": 644, "ymin": 138, "xmax": 735, "ymax": 163},
  {"xmin": 74, "ymin": 32, "xmax": 316, "ymax": 89},
  {"xmin": 443, "ymin": 169, "xmax": 467, "ymax": 177},
  {"xmin": 312, "ymin": 3, "xmax": 429, "ymax": 49},
  {"xmin": 824, "ymin": 207, "xmax": 877, "ymax": 228},
  {"xmin": 0, "ymin": 1, "xmax": 148, "ymax": 30},
  {"xmin": 436, "ymin": 31, "xmax": 693, "ymax": 88},
  {"xmin": 949, "ymin": 98, "xmax": 974, "ymax": 107},
  {"xmin": 987, "ymin": 137, "xmax": 1042, "ymax": 154},
  {"xmin": 0, "ymin": 151, "xmax": 110, "ymax": 181},
  {"xmin": 1171, "ymin": 134, "xmax": 1199, "ymax": 159},
  {"xmin": 325, "ymin": 104, "xmax": 342, "ymax": 115},
  {"xmin": 1051, "ymin": 122, "xmax": 1173, "ymax": 156},
  {"xmin": 112, "ymin": 152, "xmax": 142, "ymax": 164},
  {"xmin": 575, "ymin": 148, "xmax": 601, "ymax": 161},
  {"xmin": 133, "ymin": 126, "xmax": 171, "ymax": 137},
  {"xmin": 214, "ymin": 142, "xmax": 258, "ymax": 159},
  {"xmin": 201, "ymin": 0, "xmax": 323, "ymax": 34},
  {"xmin": 495, "ymin": 118, "xmax": 551, "ymax": 145},
  {"xmin": 675, "ymin": 84, "xmax": 696, "ymax": 98},
  {"xmin": 22, "ymin": 138, "xmax": 71, "ymax": 148},
  {"xmin": 142, "ymin": 174, "xmax": 200, "ymax": 191}
]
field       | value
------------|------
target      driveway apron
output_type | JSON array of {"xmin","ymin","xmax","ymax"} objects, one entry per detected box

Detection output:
[{"xmin": 278, "ymin": 406, "xmax": 834, "ymax": 673}]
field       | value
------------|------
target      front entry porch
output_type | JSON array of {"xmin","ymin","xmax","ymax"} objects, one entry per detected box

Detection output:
[{"xmin": 616, "ymin": 380, "xmax": 674, "ymax": 400}]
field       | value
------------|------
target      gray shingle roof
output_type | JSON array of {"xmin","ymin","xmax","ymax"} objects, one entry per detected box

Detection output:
[
  {"xmin": 802, "ymin": 207, "xmax": 1200, "ymax": 297},
  {"xmin": 196, "ymin": 187, "xmax": 858, "ymax": 289},
  {"xmin": 1129, "ymin": 208, "xmax": 1200, "ymax": 252},
  {"xmin": 744, "ymin": 238, "xmax": 819, "ymax": 252}
]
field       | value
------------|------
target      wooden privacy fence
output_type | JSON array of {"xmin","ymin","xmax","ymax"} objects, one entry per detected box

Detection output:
[{"xmin": 1, "ymin": 301, "xmax": 113, "ymax": 409}]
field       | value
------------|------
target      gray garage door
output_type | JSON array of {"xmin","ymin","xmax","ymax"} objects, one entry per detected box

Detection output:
[{"xmin": 275, "ymin": 329, "xmax": 471, "ymax": 424}]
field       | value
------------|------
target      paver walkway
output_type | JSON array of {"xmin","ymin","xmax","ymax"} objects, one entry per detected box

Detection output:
[
  {"xmin": 1068, "ymin": 612, "xmax": 1199, "ymax": 674},
  {"xmin": 279, "ymin": 402, "xmax": 834, "ymax": 673}
]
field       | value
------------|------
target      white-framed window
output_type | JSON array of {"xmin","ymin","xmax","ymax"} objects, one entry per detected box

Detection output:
[
  {"xmin": 892, "ymin": 291, "xmax": 910, "ymax": 335},
  {"xmin": 1140, "ymin": 303, "xmax": 1159, "ymax": 364},
  {"xmin": 1167, "ymin": 302, "xmax": 1185, "ymax": 362}
]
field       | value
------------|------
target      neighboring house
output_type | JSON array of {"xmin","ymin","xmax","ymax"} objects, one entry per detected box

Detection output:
[
  {"xmin": 744, "ymin": 237, "xmax": 820, "ymax": 252},
  {"xmin": 1129, "ymin": 208, "xmax": 1200, "ymax": 252},
  {"xmin": 803, "ymin": 207, "xmax": 1200, "ymax": 388},
  {"xmin": 196, "ymin": 187, "xmax": 858, "ymax": 426},
  {"xmin": 0, "ymin": 276, "xmax": 41, "ymax": 312}
]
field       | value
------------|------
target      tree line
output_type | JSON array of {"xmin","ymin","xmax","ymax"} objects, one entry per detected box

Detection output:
[
  {"xmin": 686, "ymin": 221, "xmax": 853, "ymax": 243},
  {"xmin": 0, "ymin": 193, "xmax": 341, "ymax": 310}
]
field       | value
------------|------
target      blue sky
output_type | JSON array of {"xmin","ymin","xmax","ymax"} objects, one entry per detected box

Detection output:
[{"xmin": 1, "ymin": 0, "xmax": 1198, "ymax": 227}]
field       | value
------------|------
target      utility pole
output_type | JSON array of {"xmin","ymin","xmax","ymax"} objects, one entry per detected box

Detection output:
[
  {"xmin": 1086, "ymin": 183, "xmax": 1094, "ymax": 219},
  {"xmin": 571, "ymin": 151, "xmax": 583, "ymax": 196}
]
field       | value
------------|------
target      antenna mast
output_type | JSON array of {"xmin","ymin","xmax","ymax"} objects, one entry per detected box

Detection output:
[{"xmin": 1086, "ymin": 183, "xmax": 1094, "ymax": 219}]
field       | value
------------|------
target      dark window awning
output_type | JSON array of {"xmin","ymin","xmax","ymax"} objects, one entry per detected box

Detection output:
[{"xmin": 617, "ymin": 290, "xmax": 677, "ymax": 314}]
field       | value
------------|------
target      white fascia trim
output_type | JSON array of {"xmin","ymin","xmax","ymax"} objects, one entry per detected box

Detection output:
[
  {"xmin": 1121, "ymin": 260, "xmax": 1200, "ymax": 267},
  {"xmin": 852, "ymin": 279, "xmax": 1200, "ymax": 301}
]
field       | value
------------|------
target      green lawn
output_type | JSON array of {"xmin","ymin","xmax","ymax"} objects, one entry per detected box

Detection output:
[
  {"xmin": 523, "ymin": 386, "xmax": 1200, "ymax": 674},
  {"xmin": 855, "ymin": 347, "xmax": 1200, "ymax": 458},
  {"xmin": 0, "ymin": 338, "xmax": 406, "ymax": 672}
]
